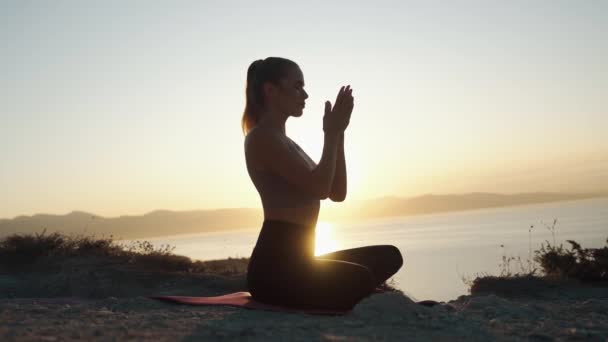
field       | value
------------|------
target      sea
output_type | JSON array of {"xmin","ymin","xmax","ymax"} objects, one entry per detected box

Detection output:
[{"xmin": 119, "ymin": 197, "xmax": 608, "ymax": 302}]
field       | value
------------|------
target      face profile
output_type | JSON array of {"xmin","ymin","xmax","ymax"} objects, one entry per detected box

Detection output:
[{"xmin": 265, "ymin": 66, "xmax": 308, "ymax": 118}]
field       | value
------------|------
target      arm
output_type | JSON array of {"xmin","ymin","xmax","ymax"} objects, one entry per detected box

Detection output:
[
  {"xmin": 250, "ymin": 130, "xmax": 341, "ymax": 199},
  {"xmin": 329, "ymin": 132, "xmax": 347, "ymax": 202},
  {"xmin": 313, "ymin": 132, "xmax": 342, "ymax": 199}
]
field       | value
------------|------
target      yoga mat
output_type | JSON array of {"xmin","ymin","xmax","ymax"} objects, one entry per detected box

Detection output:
[{"xmin": 149, "ymin": 287, "xmax": 389, "ymax": 316}]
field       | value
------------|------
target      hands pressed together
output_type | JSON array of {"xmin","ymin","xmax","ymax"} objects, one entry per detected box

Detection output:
[{"xmin": 323, "ymin": 85, "xmax": 354, "ymax": 135}]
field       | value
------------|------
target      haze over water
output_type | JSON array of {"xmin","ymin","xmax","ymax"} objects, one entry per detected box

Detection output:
[{"xmin": 122, "ymin": 197, "xmax": 608, "ymax": 302}]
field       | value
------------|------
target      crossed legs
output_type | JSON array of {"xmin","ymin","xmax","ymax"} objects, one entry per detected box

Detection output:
[
  {"xmin": 315, "ymin": 244, "xmax": 404, "ymax": 288},
  {"xmin": 247, "ymin": 245, "xmax": 404, "ymax": 311}
]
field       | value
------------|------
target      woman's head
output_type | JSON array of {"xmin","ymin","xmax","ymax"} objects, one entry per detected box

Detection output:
[{"xmin": 242, "ymin": 57, "xmax": 309, "ymax": 135}]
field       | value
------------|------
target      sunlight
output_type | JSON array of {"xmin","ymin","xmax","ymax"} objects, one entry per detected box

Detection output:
[{"xmin": 314, "ymin": 221, "xmax": 339, "ymax": 256}]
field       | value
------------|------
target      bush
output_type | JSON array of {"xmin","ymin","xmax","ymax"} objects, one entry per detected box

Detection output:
[
  {"xmin": 467, "ymin": 220, "xmax": 607, "ymax": 295},
  {"xmin": 535, "ymin": 238, "xmax": 608, "ymax": 281},
  {"xmin": 0, "ymin": 230, "xmax": 67, "ymax": 265},
  {"xmin": 0, "ymin": 230, "xmax": 240, "ymax": 274},
  {"xmin": 507, "ymin": 218, "xmax": 607, "ymax": 282}
]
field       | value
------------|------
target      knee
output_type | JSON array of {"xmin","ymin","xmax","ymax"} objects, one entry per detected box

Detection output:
[{"xmin": 385, "ymin": 245, "xmax": 404, "ymax": 271}]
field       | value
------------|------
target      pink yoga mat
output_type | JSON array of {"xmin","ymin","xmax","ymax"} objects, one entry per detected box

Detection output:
[{"xmin": 149, "ymin": 288, "xmax": 388, "ymax": 316}]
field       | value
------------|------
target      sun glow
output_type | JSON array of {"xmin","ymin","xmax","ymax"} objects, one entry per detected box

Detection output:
[{"xmin": 314, "ymin": 221, "xmax": 339, "ymax": 256}]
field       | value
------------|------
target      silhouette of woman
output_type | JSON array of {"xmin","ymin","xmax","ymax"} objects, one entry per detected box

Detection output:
[{"xmin": 242, "ymin": 57, "xmax": 404, "ymax": 311}]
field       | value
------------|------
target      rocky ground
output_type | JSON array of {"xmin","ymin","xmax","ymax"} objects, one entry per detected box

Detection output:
[{"xmin": 1, "ymin": 263, "xmax": 607, "ymax": 341}]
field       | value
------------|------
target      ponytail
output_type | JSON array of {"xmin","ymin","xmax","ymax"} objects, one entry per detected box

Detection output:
[{"xmin": 242, "ymin": 59, "xmax": 264, "ymax": 135}]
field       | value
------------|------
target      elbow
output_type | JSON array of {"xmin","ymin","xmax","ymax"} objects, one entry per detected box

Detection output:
[
  {"xmin": 309, "ymin": 186, "xmax": 328, "ymax": 200},
  {"xmin": 319, "ymin": 190, "xmax": 331, "ymax": 200},
  {"xmin": 330, "ymin": 196, "xmax": 346, "ymax": 202},
  {"xmin": 329, "ymin": 191, "xmax": 347, "ymax": 202},
  {"xmin": 316, "ymin": 186, "xmax": 332, "ymax": 200},
  {"xmin": 312, "ymin": 181, "xmax": 333, "ymax": 200}
]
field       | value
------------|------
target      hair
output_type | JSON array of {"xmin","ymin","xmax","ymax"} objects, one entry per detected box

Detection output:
[{"xmin": 241, "ymin": 57, "xmax": 299, "ymax": 136}]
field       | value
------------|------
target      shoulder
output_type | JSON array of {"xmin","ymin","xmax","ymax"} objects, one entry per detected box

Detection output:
[{"xmin": 245, "ymin": 126, "xmax": 287, "ymax": 155}]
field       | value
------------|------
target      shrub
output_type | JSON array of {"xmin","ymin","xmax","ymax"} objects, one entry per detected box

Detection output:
[
  {"xmin": 467, "ymin": 219, "xmax": 607, "ymax": 295},
  {"xmin": 535, "ymin": 238, "xmax": 608, "ymax": 281},
  {"xmin": 0, "ymin": 229, "xmax": 264, "ymax": 277}
]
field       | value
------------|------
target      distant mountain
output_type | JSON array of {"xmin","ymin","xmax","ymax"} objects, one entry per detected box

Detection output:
[
  {"xmin": 1, "ymin": 192, "xmax": 606, "ymax": 240},
  {"xmin": 0, "ymin": 208, "xmax": 262, "ymax": 240},
  {"xmin": 321, "ymin": 192, "xmax": 608, "ymax": 223}
]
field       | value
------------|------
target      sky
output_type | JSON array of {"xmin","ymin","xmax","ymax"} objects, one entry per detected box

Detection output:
[{"xmin": 1, "ymin": 0, "xmax": 607, "ymax": 219}]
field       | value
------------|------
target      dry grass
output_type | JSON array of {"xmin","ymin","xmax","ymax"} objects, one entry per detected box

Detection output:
[
  {"xmin": 466, "ymin": 219, "xmax": 607, "ymax": 296},
  {"xmin": 0, "ymin": 229, "xmax": 246, "ymax": 275}
]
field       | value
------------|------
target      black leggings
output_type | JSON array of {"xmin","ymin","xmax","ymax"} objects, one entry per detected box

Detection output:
[{"xmin": 246, "ymin": 219, "xmax": 404, "ymax": 311}]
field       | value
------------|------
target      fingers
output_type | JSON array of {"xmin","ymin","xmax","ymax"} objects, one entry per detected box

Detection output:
[
  {"xmin": 342, "ymin": 85, "xmax": 353, "ymax": 113},
  {"xmin": 343, "ymin": 86, "xmax": 354, "ymax": 124},
  {"xmin": 330, "ymin": 85, "xmax": 354, "ymax": 130},
  {"xmin": 334, "ymin": 86, "xmax": 345, "ymax": 109},
  {"xmin": 340, "ymin": 85, "xmax": 352, "ymax": 109},
  {"xmin": 334, "ymin": 85, "xmax": 353, "ymax": 112},
  {"xmin": 346, "ymin": 85, "xmax": 353, "ymax": 103}
]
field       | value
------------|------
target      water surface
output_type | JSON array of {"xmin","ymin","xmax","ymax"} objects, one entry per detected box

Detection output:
[{"xmin": 121, "ymin": 197, "xmax": 608, "ymax": 301}]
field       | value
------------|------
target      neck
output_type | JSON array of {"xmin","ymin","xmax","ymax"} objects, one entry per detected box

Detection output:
[{"xmin": 258, "ymin": 107, "xmax": 288, "ymax": 135}]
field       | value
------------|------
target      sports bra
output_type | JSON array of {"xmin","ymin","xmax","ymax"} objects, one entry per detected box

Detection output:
[{"xmin": 245, "ymin": 135, "xmax": 320, "ymax": 209}]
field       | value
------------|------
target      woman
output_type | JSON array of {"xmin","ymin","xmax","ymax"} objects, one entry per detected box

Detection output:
[{"xmin": 242, "ymin": 57, "xmax": 404, "ymax": 311}]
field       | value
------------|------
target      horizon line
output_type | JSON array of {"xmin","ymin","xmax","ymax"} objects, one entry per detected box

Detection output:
[{"xmin": 2, "ymin": 190, "xmax": 607, "ymax": 221}]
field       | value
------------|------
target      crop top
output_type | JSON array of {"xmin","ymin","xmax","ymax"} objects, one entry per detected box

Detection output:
[{"xmin": 245, "ymin": 135, "xmax": 321, "ymax": 209}]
